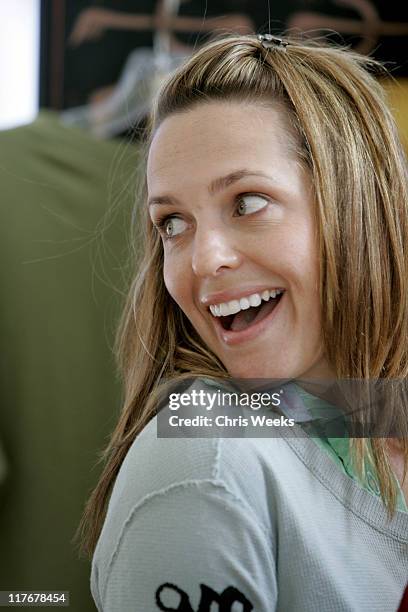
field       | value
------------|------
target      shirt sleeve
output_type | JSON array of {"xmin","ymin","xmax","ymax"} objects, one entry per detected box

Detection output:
[{"xmin": 94, "ymin": 480, "xmax": 277, "ymax": 611}]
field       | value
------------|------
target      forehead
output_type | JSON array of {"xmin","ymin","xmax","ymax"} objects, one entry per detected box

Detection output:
[{"xmin": 147, "ymin": 101, "xmax": 299, "ymax": 190}]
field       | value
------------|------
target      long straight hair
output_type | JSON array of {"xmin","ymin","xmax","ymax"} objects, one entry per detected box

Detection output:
[{"xmin": 75, "ymin": 35, "xmax": 408, "ymax": 558}]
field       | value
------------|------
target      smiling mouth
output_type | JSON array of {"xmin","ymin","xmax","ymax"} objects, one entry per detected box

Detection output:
[{"xmin": 213, "ymin": 292, "xmax": 284, "ymax": 332}]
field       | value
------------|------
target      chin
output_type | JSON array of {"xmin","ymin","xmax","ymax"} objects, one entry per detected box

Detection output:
[
  {"xmin": 225, "ymin": 360, "xmax": 292, "ymax": 381},
  {"xmin": 223, "ymin": 352, "xmax": 326, "ymax": 382}
]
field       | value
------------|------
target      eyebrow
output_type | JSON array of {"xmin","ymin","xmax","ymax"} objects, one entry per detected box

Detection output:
[{"xmin": 147, "ymin": 169, "xmax": 275, "ymax": 208}]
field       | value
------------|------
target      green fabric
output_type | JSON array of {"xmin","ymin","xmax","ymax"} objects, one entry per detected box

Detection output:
[
  {"xmin": 0, "ymin": 113, "xmax": 138, "ymax": 609},
  {"xmin": 293, "ymin": 383, "xmax": 408, "ymax": 513},
  {"xmin": 0, "ymin": 442, "xmax": 7, "ymax": 485}
]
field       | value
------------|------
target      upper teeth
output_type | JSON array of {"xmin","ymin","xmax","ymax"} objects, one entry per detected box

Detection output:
[{"xmin": 209, "ymin": 289, "xmax": 284, "ymax": 317}]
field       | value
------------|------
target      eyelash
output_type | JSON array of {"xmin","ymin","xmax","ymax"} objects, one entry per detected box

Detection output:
[{"xmin": 152, "ymin": 193, "xmax": 269, "ymax": 241}]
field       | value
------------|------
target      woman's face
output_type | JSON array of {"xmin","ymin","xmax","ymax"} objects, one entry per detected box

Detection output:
[{"xmin": 147, "ymin": 100, "xmax": 333, "ymax": 380}]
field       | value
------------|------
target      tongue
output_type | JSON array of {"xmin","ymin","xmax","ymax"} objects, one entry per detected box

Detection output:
[{"xmin": 230, "ymin": 298, "xmax": 278, "ymax": 332}]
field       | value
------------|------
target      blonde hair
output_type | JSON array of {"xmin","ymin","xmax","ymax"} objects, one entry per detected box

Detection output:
[{"xmin": 75, "ymin": 35, "xmax": 408, "ymax": 558}]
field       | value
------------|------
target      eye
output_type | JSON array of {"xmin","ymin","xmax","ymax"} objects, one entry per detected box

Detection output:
[
  {"xmin": 235, "ymin": 194, "xmax": 269, "ymax": 216},
  {"xmin": 154, "ymin": 215, "xmax": 188, "ymax": 239}
]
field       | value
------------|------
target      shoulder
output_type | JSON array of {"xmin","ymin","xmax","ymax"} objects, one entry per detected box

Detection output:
[
  {"xmin": 94, "ymin": 378, "xmax": 313, "ymax": 557},
  {"xmin": 92, "ymin": 420, "xmax": 282, "ymax": 611},
  {"xmin": 91, "ymin": 382, "xmax": 292, "ymax": 611},
  {"xmin": 104, "ymin": 394, "xmax": 301, "ymax": 537}
]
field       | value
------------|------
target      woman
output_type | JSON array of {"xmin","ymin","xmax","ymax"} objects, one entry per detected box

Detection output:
[{"xmin": 78, "ymin": 35, "xmax": 408, "ymax": 611}]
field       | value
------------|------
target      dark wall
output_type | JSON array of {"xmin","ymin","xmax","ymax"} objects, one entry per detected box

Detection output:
[{"xmin": 40, "ymin": 1, "xmax": 407, "ymax": 110}]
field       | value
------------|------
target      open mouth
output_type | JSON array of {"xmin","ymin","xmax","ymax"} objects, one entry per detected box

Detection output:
[{"xmin": 212, "ymin": 291, "xmax": 284, "ymax": 332}]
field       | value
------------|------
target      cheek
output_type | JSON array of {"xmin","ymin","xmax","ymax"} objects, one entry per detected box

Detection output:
[
  {"xmin": 163, "ymin": 258, "xmax": 177, "ymax": 301},
  {"xmin": 286, "ymin": 226, "xmax": 320, "ymax": 289},
  {"xmin": 269, "ymin": 230, "xmax": 320, "ymax": 324},
  {"xmin": 163, "ymin": 253, "xmax": 190, "ymax": 308}
]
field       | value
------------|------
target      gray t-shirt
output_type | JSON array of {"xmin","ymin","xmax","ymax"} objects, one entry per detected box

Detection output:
[{"xmin": 91, "ymin": 385, "xmax": 408, "ymax": 611}]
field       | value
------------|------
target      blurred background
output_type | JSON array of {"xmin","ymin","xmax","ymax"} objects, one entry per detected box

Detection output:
[{"xmin": 0, "ymin": 1, "xmax": 406, "ymax": 610}]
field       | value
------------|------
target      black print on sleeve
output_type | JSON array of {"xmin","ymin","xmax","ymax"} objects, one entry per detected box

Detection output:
[{"xmin": 155, "ymin": 582, "xmax": 254, "ymax": 611}]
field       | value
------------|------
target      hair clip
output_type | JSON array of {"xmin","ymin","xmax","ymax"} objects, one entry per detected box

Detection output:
[{"xmin": 257, "ymin": 34, "xmax": 289, "ymax": 51}]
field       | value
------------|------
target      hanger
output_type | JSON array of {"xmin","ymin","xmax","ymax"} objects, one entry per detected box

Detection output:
[
  {"xmin": 61, "ymin": 0, "xmax": 187, "ymax": 139},
  {"xmin": 61, "ymin": 0, "xmax": 255, "ymax": 138}
]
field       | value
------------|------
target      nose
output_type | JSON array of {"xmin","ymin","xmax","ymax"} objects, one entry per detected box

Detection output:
[{"xmin": 191, "ymin": 224, "xmax": 242, "ymax": 278}]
